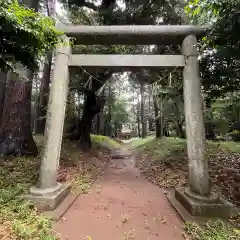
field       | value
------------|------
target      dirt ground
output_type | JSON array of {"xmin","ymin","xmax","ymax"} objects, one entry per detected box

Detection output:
[{"xmin": 55, "ymin": 148, "xmax": 185, "ymax": 240}]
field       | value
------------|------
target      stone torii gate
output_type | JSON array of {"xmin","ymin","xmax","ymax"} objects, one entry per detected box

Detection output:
[{"xmin": 27, "ymin": 25, "xmax": 235, "ymax": 219}]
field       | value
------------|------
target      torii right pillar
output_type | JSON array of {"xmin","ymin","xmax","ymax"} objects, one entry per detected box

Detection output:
[{"xmin": 168, "ymin": 34, "xmax": 236, "ymax": 221}]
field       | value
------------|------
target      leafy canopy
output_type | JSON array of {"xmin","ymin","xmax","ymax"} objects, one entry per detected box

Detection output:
[
  {"xmin": 186, "ymin": 0, "xmax": 240, "ymax": 100},
  {"xmin": 0, "ymin": 0, "xmax": 63, "ymax": 71}
]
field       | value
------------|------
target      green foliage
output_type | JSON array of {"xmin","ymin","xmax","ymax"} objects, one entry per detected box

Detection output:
[
  {"xmin": 0, "ymin": 0, "xmax": 63, "ymax": 71},
  {"xmin": 186, "ymin": 0, "xmax": 240, "ymax": 100},
  {"xmin": 0, "ymin": 156, "xmax": 55, "ymax": 239},
  {"xmin": 65, "ymin": 0, "xmax": 184, "ymax": 25},
  {"xmin": 205, "ymin": 92, "xmax": 240, "ymax": 135},
  {"xmin": 152, "ymin": 70, "xmax": 185, "ymax": 137},
  {"xmin": 111, "ymin": 99, "xmax": 130, "ymax": 132},
  {"xmin": 191, "ymin": 0, "xmax": 240, "ymax": 59},
  {"xmin": 186, "ymin": 220, "xmax": 240, "ymax": 240}
]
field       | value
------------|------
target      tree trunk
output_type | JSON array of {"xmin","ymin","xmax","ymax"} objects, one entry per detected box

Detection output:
[
  {"xmin": 153, "ymin": 95, "xmax": 161, "ymax": 138},
  {"xmin": 0, "ymin": 0, "xmax": 40, "ymax": 156},
  {"xmin": 205, "ymin": 101, "xmax": 216, "ymax": 140},
  {"xmin": 0, "ymin": 71, "xmax": 7, "ymax": 122},
  {"xmin": 160, "ymin": 101, "xmax": 164, "ymax": 136},
  {"xmin": 173, "ymin": 102, "xmax": 185, "ymax": 138},
  {"xmin": 36, "ymin": 0, "xmax": 56, "ymax": 134},
  {"xmin": 106, "ymin": 84, "xmax": 112, "ymax": 137},
  {"xmin": 175, "ymin": 120, "xmax": 185, "ymax": 138},
  {"xmin": 36, "ymin": 52, "xmax": 52, "ymax": 134},
  {"xmin": 96, "ymin": 113, "xmax": 101, "ymax": 134},
  {"xmin": 78, "ymin": 111, "xmax": 93, "ymax": 149},
  {"xmin": 137, "ymin": 92, "xmax": 141, "ymax": 138},
  {"xmin": 148, "ymin": 85, "xmax": 152, "ymax": 133},
  {"xmin": 0, "ymin": 76, "xmax": 38, "ymax": 156},
  {"xmin": 163, "ymin": 123, "xmax": 170, "ymax": 137},
  {"xmin": 70, "ymin": 89, "xmax": 105, "ymax": 150},
  {"xmin": 140, "ymin": 82, "xmax": 146, "ymax": 138}
]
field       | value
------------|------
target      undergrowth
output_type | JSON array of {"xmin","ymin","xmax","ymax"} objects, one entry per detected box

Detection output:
[
  {"xmin": 71, "ymin": 172, "xmax": 92, "ymax": 194},
  {"xmin": 186, "ymin": 220, "xmax": 240, "ymax": 240},
  {"xmin": 0, "ymin": 156, "xmax": 55, "ymax": 239}
]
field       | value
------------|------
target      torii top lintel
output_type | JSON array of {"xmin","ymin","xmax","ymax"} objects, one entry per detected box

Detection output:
[{"xmin": 57, "ymin": 24, "xmax": 207, "ymax": 45}]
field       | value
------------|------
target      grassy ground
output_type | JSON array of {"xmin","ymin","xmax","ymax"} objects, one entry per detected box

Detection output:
[
  {"xmin": 132, "ymin": 137, "xmax": 240, "ymax": 240},
  {"xmin": 0, "ymin": 156, "xmax": 53, "ymax": 239},
  {"xmin": 91, "ymin": 134, "xmax": 121, "ymax": 149},
  {"xmin": 186, "ymin": 220, "xmax": 240, "ymax": 240},
  {"xmin": 130, "ymin": 136, "xmax": 186, "ymax": 162},
  {"xmin": 0, "ymin": 135, "xmax": 120, "ymax": 240}
]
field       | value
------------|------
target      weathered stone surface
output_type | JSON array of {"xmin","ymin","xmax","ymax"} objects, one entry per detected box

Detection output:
[
  {"xmin": 39, "ymin": 42, "xmax": 70, "ymax": 189},
  {"xmin": 26, "ymin": 42, "xmax": 71, "ymax": 214},
  {"xmin": 25, "ymin": 184, "xmax": 71, "ymax": 211},
  {"xmin": 69, "ymin": 54, "xmax": 185, "ymax": 71},
  {"xmin": 57, "ymin": 24, "xmax": 207, "ymax": 45},
  {"xmin": 43, "ymin": 191, "xmax": 80, "ymax": 221},
  {"xmin": 172, "ymin": 188, "xmax": 237, "ymax": 219},
  {"xmin": 184, "ymin": 187, "xmax": 219, "ymax": 203},
  {"xmin": 182, "ymin": 35, "xmax": 209, "ymax": 196}
]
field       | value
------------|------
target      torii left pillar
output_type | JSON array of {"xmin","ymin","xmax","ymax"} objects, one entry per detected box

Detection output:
[{"xmin": 25, "ymin": 42, "xmax": 71, "ymax": 210}]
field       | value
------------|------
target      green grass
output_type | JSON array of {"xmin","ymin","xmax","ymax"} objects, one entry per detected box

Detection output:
[
  {"xmin": 91, "ymin": 134, "xmax": 121, "ymax": 149},
  {"xmin": 132, "ymin": 137, "xmax": 186, "ymax": 163},
  {"xmin": 132, "ymin": 136, "xmax": 240, "ymax": 162},
  {"xmin": 35, "ymin": 134, "xmax": 121, "ymax": 151},
  {"xmin": 128, "ymin": 136, "xmax": 155, "ymax": 148}
]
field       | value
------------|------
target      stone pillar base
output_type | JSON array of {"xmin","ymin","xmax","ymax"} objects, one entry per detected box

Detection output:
[
  {"xmin": 24, "ymin": 183, "xmax": 71, "ymax": 211},
  {"xmin": 168, "ymin": 188, "xmax": 237, "ymax": 222}
]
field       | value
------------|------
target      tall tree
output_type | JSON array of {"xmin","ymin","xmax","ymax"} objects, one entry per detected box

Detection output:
[
  {"xmin": 36, "ymin": 0, "xmax": 56, "ymax": 134},
  {"xmin": 0, "ymin": 0, "xmax": 62, "ymax": 156},
  {"xmin": 0, "ymin": 71, "xmax": 7, "ymax": 121},
  {"xmin": 153, "ymin": 94, "xmax": 161, "ymax": 138},
  {"xmin": 140, "ymin": 81, "xmax": 146, "ymax": 138},
  {"xmin": 186, "ymin": 0, "xmax": 240, "ymax": 100}
]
